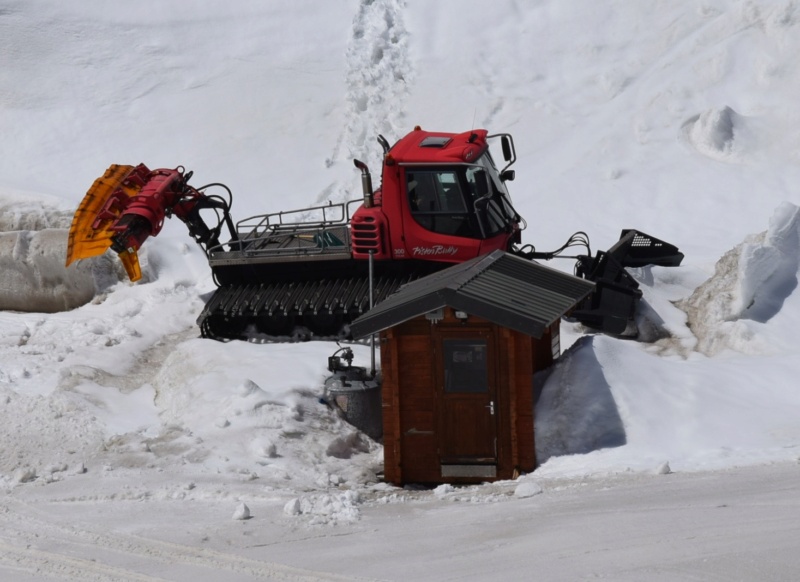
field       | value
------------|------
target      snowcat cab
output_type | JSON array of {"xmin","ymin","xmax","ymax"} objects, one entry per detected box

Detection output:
[{"xmin": 350, "ymin": 128, "xmax": 520, "ymax": 264}]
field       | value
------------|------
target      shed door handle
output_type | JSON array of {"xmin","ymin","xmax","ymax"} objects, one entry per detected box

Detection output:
[{"xmin": 486, "ymin": 401, "xmax": 495, "ymax": 416}]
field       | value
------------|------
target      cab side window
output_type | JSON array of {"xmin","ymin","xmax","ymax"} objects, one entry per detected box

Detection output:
[{"xmin": 406, "ymin": 169, "xmax": 476, "ymax": 238}]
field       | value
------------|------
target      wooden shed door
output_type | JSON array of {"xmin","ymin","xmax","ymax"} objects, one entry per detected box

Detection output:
[{"xmin": 436, "ymin": 332, "xmax": 498, "ymax": 472}]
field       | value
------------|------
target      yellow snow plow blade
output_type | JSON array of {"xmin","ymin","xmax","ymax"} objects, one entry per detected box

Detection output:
[
  {"xmin": 65, "ymin": 164, "xmax": 143, "ymax": 281},
  {"xmin": 116, "ymin": 248, "xmax": 142, "ymax": 281}
]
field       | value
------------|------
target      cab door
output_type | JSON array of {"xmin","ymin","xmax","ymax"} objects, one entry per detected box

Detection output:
[{"xmin": 401, "ymin": 168, "xmax": 483, "ymax": 262}]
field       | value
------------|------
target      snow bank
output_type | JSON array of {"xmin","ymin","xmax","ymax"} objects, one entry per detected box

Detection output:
[
  {"xmin": 536, "ymin": 331, "xmax": 800, "ymax": 477},
  {"xmin": 0, "ymin": 190, "xmax": 127, "ymax": 313},
  {"xmin": 679, "ymin": 202, "xmax": 800, "ymax": 355},
  {"xmin": 536, "ymin": 207, "xmax": 800, "ymax": 475},
  {"xmin": 0, "ymin": 229, "xmax": 124, "ymax": 312}
]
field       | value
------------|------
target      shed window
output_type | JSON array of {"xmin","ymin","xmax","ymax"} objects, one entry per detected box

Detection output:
[{"xmin": 443, "ymin": 339, "xmax": 488, "ymax": 393}]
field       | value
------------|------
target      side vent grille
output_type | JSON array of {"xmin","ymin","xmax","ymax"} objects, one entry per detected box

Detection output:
[{"xmin": 351, "ymin": 222, "xmax": 382, "ymax": 254}]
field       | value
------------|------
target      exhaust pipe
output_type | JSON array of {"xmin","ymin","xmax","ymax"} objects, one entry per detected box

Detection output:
[{"xmin": 353, "ymin": 159, "xmax": 373, "ymax": 208}]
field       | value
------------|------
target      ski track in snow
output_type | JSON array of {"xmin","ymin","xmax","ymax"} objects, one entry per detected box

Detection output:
[{"xmin": 322, "ymin": 0, "xmax": 411, "ymax": 204}]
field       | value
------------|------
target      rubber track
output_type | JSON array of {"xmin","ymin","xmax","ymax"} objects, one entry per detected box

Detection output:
[{"xmin": 197, "ymin": 274, "xmax": 415, "ymax": 340}]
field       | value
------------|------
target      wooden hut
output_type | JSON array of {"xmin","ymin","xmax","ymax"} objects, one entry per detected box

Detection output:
[{"xmin": 349, "ymin": 250, "xmax": 594, "ymax": 485}]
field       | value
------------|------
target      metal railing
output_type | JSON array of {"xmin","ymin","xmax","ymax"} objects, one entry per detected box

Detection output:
[{"xmin": 208, "ymin": 199, "xmax": 363, "ymax": 258}]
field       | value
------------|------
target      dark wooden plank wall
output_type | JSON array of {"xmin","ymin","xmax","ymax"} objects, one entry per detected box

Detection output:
[
  {"xmin": 379, "ymin": 329, "xmax": 401, "ymax": 484},
  {"xmin": 397, "ymin": 323, "xmax": 440, "ymax": 483},
  {"xmin": 512, "ymin": 328, "xmax": 536, "ymax": 473}
]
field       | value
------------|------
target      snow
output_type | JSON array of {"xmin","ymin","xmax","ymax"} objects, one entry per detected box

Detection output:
[
  {"xmin": 232, "ymin": 502, "xmax": 251, "ymax": 521},
  {"xmin": 680, "ymin": 201, "xmax": 800, "ymax": 355},
  {"xmin": 2, "ymin": 0, "xmax": 800, "ymax": 579}
]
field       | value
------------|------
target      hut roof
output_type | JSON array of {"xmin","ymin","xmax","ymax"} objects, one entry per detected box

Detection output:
[{"xmin": 349, "ymin": 250, "xmax": 595, "ymax": 339}]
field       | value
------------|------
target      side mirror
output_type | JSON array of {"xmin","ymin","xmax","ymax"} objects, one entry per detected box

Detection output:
[
  {"xmin": 501, "ymin": 136, "xmax": 512, "ymax": 162},
  {"xmin": 500, "ymin": 169, "xmax": 515, "ymax": 182}
]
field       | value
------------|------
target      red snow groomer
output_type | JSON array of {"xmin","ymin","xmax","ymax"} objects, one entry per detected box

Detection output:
[{"xmin": 66, "ymin": 127, "xmax": 683, "ymax": 340}]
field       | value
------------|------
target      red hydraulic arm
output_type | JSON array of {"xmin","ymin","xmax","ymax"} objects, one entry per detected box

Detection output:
[{"xmin": 66, "ymin": 164, "xmax": 236, "ymax": 281}]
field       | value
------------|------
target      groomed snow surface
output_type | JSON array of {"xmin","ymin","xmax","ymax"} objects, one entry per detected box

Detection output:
[{"xmin": 2, "ymin": 1, "xmax": 800, "ymax": 580}]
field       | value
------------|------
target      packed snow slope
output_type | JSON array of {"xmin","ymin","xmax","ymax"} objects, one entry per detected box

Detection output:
[{"xmin": 2, "ymin": 1, "xmax": 800, "ymax": 579}]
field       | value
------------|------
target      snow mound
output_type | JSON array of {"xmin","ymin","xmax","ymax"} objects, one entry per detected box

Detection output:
[
  {"xmin": 654, "ymin": 461, "xmax": 672, "ymax": 475},
  {"xmin": 433, "ymin": 483, "xmax": 455, "ymax": 497},
  {"xmin": 232, "ymin": 502, "xmax": 251, "ymax": 520},
  {"xmin": 679, "ymin": 202, "xmax": 800, "ymax": 355},
  {"xmin": 0, "ymin": 229, "xmax": 124, "ymax": 312},
  {"xmin": 514, "ymin": 480, "xmax": 543, "ymax": 499},
  {"xmin": 283, "ymin": 490, "xmax": 362, "ymax": 525},
  {"xmin": 681, "ymin": 106, "xmax": 748, "ymax": 162}
]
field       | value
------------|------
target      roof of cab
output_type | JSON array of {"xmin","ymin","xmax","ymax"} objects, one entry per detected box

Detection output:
[{"xmin": 388, "ymin": 128, "xmax": 488, "ymax": 164}]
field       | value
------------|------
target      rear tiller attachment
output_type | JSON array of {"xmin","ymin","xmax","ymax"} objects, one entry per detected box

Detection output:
[
  {"xmin": 572, "ymin": 230, "xmax": 683, "ymax": 335},
  {"xmin": 517, "ymin": 230, "xmax": 684, "ymax": 335}
]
